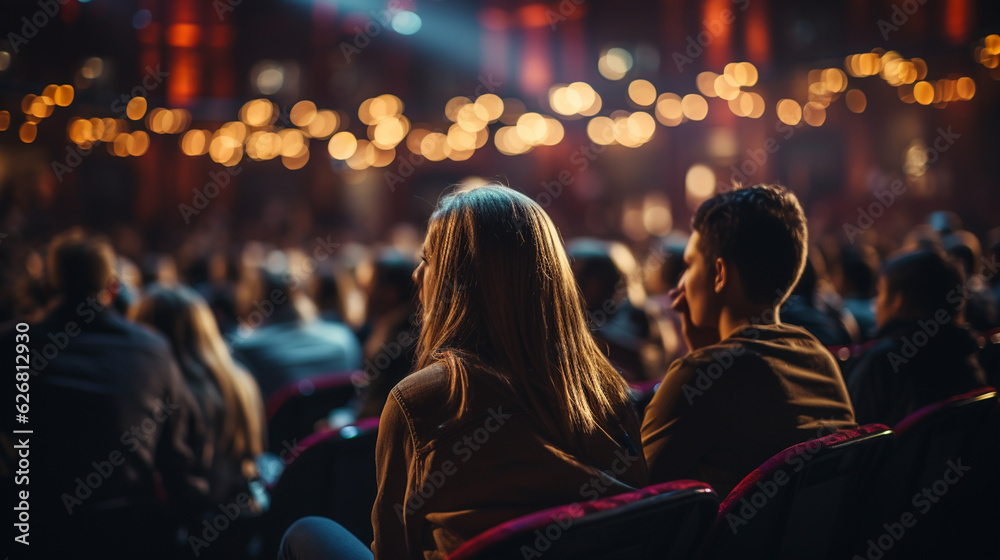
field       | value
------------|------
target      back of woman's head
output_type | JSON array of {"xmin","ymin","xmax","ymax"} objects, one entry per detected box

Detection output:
[
  {"xmin": 417, "ymin": 184, "xmax": 629, "ymax": 442},
  {"xmin": 133, "ymin": 284, "xmax": 264, "ymax": 460}
]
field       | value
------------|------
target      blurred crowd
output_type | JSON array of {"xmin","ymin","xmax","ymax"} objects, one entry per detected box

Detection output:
[{"xmin": 1, "ymin": 207, "xmax": 998, "ymax": 557}]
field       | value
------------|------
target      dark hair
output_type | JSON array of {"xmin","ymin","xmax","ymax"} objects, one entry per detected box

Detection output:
[
  {"xmin": 691, "ymin": 184, "xmax": 807, "ymax": 305},
  {"xmin": 47, "ymin": 228, "xmax": 116, "ymax": 301},
  {"xmin": 881, "ymin": 250, "xmax": 964, "ymax": 320},
  {"xmin": 839, "ymin": 244, "xmax": 878, "ymax": 298},
  {"xmin": 566, "ymin": 239, "xmax": 622, "ymax": 310},
  {"xmin": 372, "ymin": 248, "xmax": 417, "ymax": 303}
]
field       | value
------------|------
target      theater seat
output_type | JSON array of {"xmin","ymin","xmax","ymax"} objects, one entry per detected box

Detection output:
[
  {"xmin": 265, "ymin": 371, "xmax": 359, "ymax": 452},
  {"xmin": 702, "ymin": 423, "xmax": 893, "ymax": 560},
  {"xmin": 262, "ymin": 417, "xmax": 380, "ymax": 559},
  {"xmin": 447, "ymin": 480, "xmax": 718, "ymax": 560},
  {"xmin": 850, "ymin": 387, "xmax": 999, "ymax": 559}
]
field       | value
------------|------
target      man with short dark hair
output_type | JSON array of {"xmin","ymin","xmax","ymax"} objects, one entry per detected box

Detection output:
[
  {"xmin": 640, "ymin": 185, "xmax": 856, "ymax": 497},
  {"xmin": 846, "ymin": 250, "xmax": 986, "ymax": 425},
  {"xmin": 2, "ymin": 228, "xmax": 208, "ymax": 558}
]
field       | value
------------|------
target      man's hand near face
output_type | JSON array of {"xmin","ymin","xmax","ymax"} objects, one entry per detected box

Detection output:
[{"xmin": 669, "ymin": 286, "xmax": 721, "ymax": 352}]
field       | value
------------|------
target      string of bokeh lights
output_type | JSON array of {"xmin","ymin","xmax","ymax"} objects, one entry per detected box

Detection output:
[{"xmin": 0, "ymin": 34, "xmax": 998, "ymax": 173}]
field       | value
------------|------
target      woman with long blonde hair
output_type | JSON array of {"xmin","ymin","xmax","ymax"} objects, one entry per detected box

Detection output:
[
  {"xmin": 132, "ymin": 284, "xmax": 266, "ymax": 503},
  {"xmin": 280, "ymin": 184, "xmax": 648, "ymax": 560}
]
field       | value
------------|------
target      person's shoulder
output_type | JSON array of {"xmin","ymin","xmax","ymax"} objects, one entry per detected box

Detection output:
[
  {"xmin": 391, "ymin": 363, "xmax": 450, "ymax": 409},
  {"xmin": 309, "ymin": 318, "xmax": 361, "ymax": 343}
]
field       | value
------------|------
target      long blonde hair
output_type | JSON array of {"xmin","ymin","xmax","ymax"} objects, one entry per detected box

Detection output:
[
  {"xmin": 132, "ymin": 285, "xmax": 265, "ymax": 466},
  {"xmin": 416, "ymin": 184, "xmax": 630, "ymax": 444}
]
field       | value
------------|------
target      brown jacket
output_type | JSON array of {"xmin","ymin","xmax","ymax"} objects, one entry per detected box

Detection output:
[
  {"xmin": 641, "ymin": 323, "xmax": 856, "ymax": 498},
  {"xmin": 372, "ymin": 364, "xmax": 648, "ymax": 559}
]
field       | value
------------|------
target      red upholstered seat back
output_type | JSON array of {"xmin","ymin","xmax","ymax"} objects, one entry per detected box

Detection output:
[
  {"xmin": 448, "ymin": 480, "xmax": 718, "ymax": 560},
  {"xmin": 703, "ymin": 423, "xmax": 893, "ymax": 560},
  {"xmin": 265, "ymin": 371, "xmax": 359, "ymax": 452},
  {"xmin": 262, "ymin": 418, "xmax": 380, "ymax": 559},
  {"xmin": 849, "ymin": 387, "xmax": 999, "ymax": 559}
]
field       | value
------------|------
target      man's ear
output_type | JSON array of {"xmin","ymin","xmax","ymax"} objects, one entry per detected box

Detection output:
[{"xmin": 714, "ymin": 257, "xmax": 727, "ymax": 293}]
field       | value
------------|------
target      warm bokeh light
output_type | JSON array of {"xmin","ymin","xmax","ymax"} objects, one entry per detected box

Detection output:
[
  {"xmin": 845, "ymin": 89, "xmax": 867, "ymax": 113},
  {"xmin": 655, "ymin": 93, "xmax": 684, "ymax": 126},
  {"xmin": 956, "ymin": 77, "xmax": 976, "ymax": 100},
  {"xmin": 913, "ymin": 81, "xmax": 934, "ymax": 105},
  {"xmin": 586, "ymin": 116, "xmax": 616, "ymax": 145},
  {"xmin": 126, "ymin": 97, "xmax": 147, "ymax": 120},
  {"xmin": 681, "ymin": 94, "xmax": 708, "ymax": 121},
  {"xmin": 598, "ymin": 47, "xmax": 633, "ymax": 80},
  {"xmin": 776, "ymin": 99, "xmax": 802, "ymax": 125},
  {"xmin": 803, "ymin": 102, "xmax": 826, "ymax": 126},
  {"xmin": 420, "ymin": 132, "xmax": 450, "ymax": 161},
  {"xmin": 54, "ymin": 85, "xmax": 74, "ymax": 107},
  {"xmin": 372, "ymin": 116, "xmax": 409, "ymax": 149},
  {"xmin": 697, "ymin": 72, "xmax": 719, "ymax": 97},
  {"xmin": 241, "ymin": 99, "xmax": 276, "ymax": 127},
  {"xmin": 19, "ymin": 122, "xmax": 37, "ymax": 143},
  {"xmin": 180, "ymin": 129, "xmax": 211, "ymax": 156},
  {"xmin": 278, "ymin": 129, "xmax": 308, "ymax": 158},
  {"xmin": 328, "ymin": 131, "xmax": 358, "ymax": 160},
  {"xmin": 282, "ymin": 150, "xmax": 310, "ymax": 170},
  {"xmin": 685, "ymin": 164, "xmax": 716, "ymax": 206},
  {"xmin": 515, "ymin": 112, "xmax": 548, "ymax": 145},
  {"xmin": 628, "ymin": 79, "xmax": 657, "ymax": 106},
  {"xmin": 473, "ymin": 93, "xmax": 504, "ymax": 122},
  {"xmin": 290, "ymin": 101, "xmax": 318, "ymax": 127},
  {"xmin": 129, "ymin": 131, "xmax": 150, "ymax": 156},
  {"xmin": 0, "ymin": 111, "xmax": 9, "ymax": 131},
  {"xmin": 494, "ymin": 126, "xmax": 531, "ymax": 156},
  {"xmin": 714, "ymin": 74, "xmax": 740, "ymax": 100},
  {"xmin": 445, "ymin": 97, "xmax": 472, "ymax": 122}
]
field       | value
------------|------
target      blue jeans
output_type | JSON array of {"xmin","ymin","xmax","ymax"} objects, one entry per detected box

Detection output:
[{"xmin": 279, "ymin": 517, "xmax": 374, "ymax": 560}]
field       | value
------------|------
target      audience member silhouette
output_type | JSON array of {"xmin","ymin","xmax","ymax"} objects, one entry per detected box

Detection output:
[
  {"xmin": 834, "ymin": 243, "xmax": 880, "ymax": 341},
  {"xmin": 640, "ymin": 185, "xmax": 856, "ymax": 498},
  {"xmin": 780, "ymin": 253, "xmax": 857, "ymax": 346},
  {"xmin": 643, "ymin": 233, "xmax": 691, "ymax": 373},
  {"xmin": 354, "ymin": 248, "xmax": 419, "ymax": 419},
  {"xmin": 846, "ymin": 250, "xmax": 987, "ymax": 425},
  {"xmin": 133, "ymin": 284, "xmax": 266, "ymax": 504},
  {"xmin": 567, "ymin": 238, "xmax": 656, "ymax": 381},
  {"xmin": 230, "ymin": 263, "xmax": 362, "ymax": 399},
  {"xmin": 1, "ymin": 229, "xmax": 209, "ymax": 558},
  {"xmin": 279, "ymin": 184, "xmax": 647, "ymax": 560}
]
